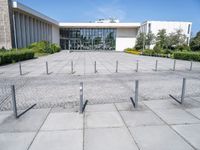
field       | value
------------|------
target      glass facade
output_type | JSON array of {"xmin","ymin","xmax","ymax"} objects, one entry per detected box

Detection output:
[{"xmin": 60, "ymin": 28, "xmax": 116, "ymax": 50}]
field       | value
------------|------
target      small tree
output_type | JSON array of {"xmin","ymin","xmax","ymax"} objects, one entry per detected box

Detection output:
[
  {"xmin": 146, "ymin": 31, "xmax": 155, "ymax": 49},
  {"xmin": 190, "ymin": 31, "xmax": 200, "ymax": 51},
  {"xmin": 155, "ymin": 29, "xmax": 168, "ymax": 50},
  {"xmin": 135, "ymin": 32, "xmax": 146, "ymax": 50}
]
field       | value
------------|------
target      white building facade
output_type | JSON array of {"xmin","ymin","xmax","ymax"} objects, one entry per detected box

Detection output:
[
  {"xmin": 139, "ymin": 21, "xmax": 192, "ymax": 49},
  {"xmin": 0, "ymin": 0, "xmax": 192, "ymax": 51}
]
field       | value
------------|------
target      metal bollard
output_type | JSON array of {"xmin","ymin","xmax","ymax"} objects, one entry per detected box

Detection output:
[
  {"xmin": 46, "ymin": 61, "xmax": 49, "ymax": 75},
  {"xmin": 136, "ymin": 60, "xmax": 139, "ymax": 72},
  {"xmin": 180, "ymin": 78, "xmax": 186, "ymax": 104},
  {"xmin": 116, "ymin": 60, "xmax": 118, "ymax": 73},
  {"xmin": 71, "ymin": 61, "xmax": 73, "ymax": 74},
  {"xmin": 94, "ymin": 61, "xmax": 97, "ymax": 73},
  {"xmin": 155, "ymin": 60, "xmax": 158, "ymax": 71},
  {"xmin": 173, "ymin": 60, "xmax": 176, "ymax": 71},
  {"xmin": 189, "ymin": 61, "xmax": 193, "ymax": 71},
  {"xmin": 11, "ymin": 85, "xmax": 18, "ymax": 118},
  {"xmin": 19, "ymin": 62, "xmax": 22, "ymax": 75},
  {"xmin": 134, "ymin": 80, "xmax": 139, "ymax": 107},
  {"xmin": 79, "ymin": 82, "xmax": 83, "ymax": 113}
]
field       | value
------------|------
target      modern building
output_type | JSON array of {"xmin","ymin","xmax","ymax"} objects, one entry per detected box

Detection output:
[{"xmin": 0, "ymin": 0, "xmax": 192, "ymax": 51}]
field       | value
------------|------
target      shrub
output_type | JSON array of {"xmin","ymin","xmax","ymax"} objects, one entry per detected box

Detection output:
[
  {"xmin": 51, "ymin": 43, "xmax": 61, "ymax": 53},
  {"xmin": 175, "ymin": 44, "xmax": 190, "ymax": 51},
  {"xmin": 0, "ymin": 50, "xmax": 34, "ymax": 65},
  {"xmin": 124, "ymin": 48, "xmax": 141, "ymax": 55},
  {"xmin": 173, "ymin": 51, "xmax": 200, "ymax": 61},
  {"xmin": 28, "ymin": 41, "xmax": 60, "ymax": 54}
]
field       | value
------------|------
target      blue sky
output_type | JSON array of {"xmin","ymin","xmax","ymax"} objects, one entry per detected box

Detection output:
[{"xmin": 17, "ymin": 0, "xmax": 200, "ymax": 35}]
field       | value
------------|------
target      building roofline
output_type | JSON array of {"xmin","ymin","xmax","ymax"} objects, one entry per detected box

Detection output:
[
  {"xmin": 141, "ymin": 20, "xmax": 192, "ymax": 25},
  {"xmin": 12, "ymin": 1, "xmax": 59, "ymax": 25},
  {"xmin": 59, "ymin": 22, "xmax": 141, "ymax": 28}
]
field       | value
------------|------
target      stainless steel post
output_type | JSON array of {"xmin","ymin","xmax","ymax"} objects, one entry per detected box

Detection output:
[
  {"xmin": 19, "ymin": 62, "xmax": 22, "ymax": 75},
  {"xmin": 155, "ymin": 60, "xmax": 158, "ymax": 71},
  {"xmin": 181, "ymin": 78, "xmax": 186, "ymax": 104},
  {"xmin": 80, "ymin": 82, "xmax": 83, "ymax": 113},
  {"xmin": 173, "ymin": 60, "xmax": 176, "ymax": 71},
  {"xmin": 71, "ymin": 61, "xmax": 73, "ymax": 74},
  {"xmin": 189, "ymin": 61, "xmax": 193, "ymax": 71},
  {"xmin": 46, "ymin": 61, "xmax": 48, "ymax": 74},
  {"xmin": 135, "ymin": 80, "xmax": 139, "ymax": 107},
  {"xmin": 116, "ymin": 60, "xmax": 118, "ymax": 73},
  {"xmin": 136, "ymin": 60, "xmax": 139, "ymax": 72},
  {"xmin": 94, "ymin": 61, "xmax": 97, "ymax": 73},
  {"xmin": 11, "ymin": 85, "xmax": 18, "ymax": 118}
]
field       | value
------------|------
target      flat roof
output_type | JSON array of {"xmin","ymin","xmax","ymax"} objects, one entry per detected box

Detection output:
[
  {"xmin": 59, "ymin": 23, "xmax": 141, "ymax": 28},
  {"xmin": 12, "ymin": 1, "xmax": 59, "ymax": 25}
]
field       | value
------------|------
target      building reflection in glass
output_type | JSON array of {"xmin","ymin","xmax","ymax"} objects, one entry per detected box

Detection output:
[{"xmin": 60, "ymin": 28, "xmax": 116, "ymax": 50}]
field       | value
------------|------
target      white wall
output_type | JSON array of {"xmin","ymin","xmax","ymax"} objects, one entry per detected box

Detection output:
[
  {"xmin": 116, "ymin": 28, "xmax": 138, "ymax": 51},
  {"xmin": 148, "ymin": 21, "xmax": 192, "ymax": 37},
  {"xmin": 52, "ymin": 25, "xmax": 60, "ymax": 44}
]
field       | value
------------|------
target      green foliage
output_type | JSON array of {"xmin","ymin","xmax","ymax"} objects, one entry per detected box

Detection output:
[
  {"xmin": 51, "ymin": 43, "xmax": 61, "ymax": 53},
  {"xmin": 142, "ymin": 49, "xmax": 170, "ymax": 58},
  {"xmin": 135, "ymin": 33, "xmax": 146, "ymax": 50},
  {"xmin": 190, "ymin": 32, "xmax": 200, "ymax": 51},
  {"xmin": 28, "ymin": 41, "xmax": 60, "ymax": 54},
  {"xmin": 145, "ymin": 31, "xmax": 156, "ymax": 49},
  {"xmin": 0, "ymin": 47, "xmax": 6, "ymax": 52},
  {"xmin": 135, "ymin": 32, "xmax": 155, "ymax": 50},
  {"xmin": 0, "ymin": 50, "xmax": 34, "ymax": 65},
  {"xmin": 175, "ymin": 44, "xmax": 190, "ymax": 51},
  {"xmin": 173, "ymin": 51, "xmax": 200, "ymax": 61},
  {"xmin": 155, "ymin": 29, "xmax": 168, "ymax": 50}
]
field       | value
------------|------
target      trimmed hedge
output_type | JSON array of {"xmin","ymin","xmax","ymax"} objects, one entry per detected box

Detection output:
[
  {"xmin": 173, "ymin": 52, "xmax": 200, "ymax": 61},
  {"xmin": 0, "ymin": 50, "xmax": 34, "ymax": 65},
  {"xmin": 141, "ymin": 49, "xmax": 170, "ymax": 58}
]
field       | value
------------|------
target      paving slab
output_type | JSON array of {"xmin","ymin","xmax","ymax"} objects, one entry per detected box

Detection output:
[
  {"xmin": 130, "ymin": 125, "xmax": 194, "ymax": 150},
  {"xmin": 0, "ymin": 109, "xmax": 50, "ymax": 132},
  {"xmin": 85, "ymin": 104, "xmax": 116, "ymax": 112},
  {"xmin": 29, "ymin": 130, "xmax": 82, "ymax": 150},
  {"xmin": 85, "ymin": 111, "xmax": 124, "ymax": 128},
  {"xmin": 41, "ymin": 112, "xmax": 83, "ymax": 131},
  {"xmin": 0, "ymin": 132, "xmax": 36, "ymax": 150},
  {"xmin": 143, "ymin": 99, "xmax": 181, "ymax": 110},
  {"xmin": 186, "ymin": 108, "xmax": 200, "ymax": 119},
  {"xmin": 115, "ymin": 102, "xmax": 148, "ymax": 111},
  {"xmin": 153, "ymin": 109, "xmax": 200, "ymax": 125},
  {"xmin": 172, "ymin": 124, "xmax": 200, "ymax": 149},
  {"xmin": 85, "ymin": 127, "xmax": 138, "ymax": 150},
  {"xmin": 120, "ymin": 110, "xmax": 164, "ymax": 127}
]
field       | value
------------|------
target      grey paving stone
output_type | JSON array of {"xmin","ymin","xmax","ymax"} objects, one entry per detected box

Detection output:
[
  {"xmin": 130, "ymin": 125, "xmax": 194, "ymax": 150},
  {"xmin": 0, "ymin": 132, "xmax": 36, "ymax": 150},
  {"xmin": 153, "ymin": 109, "xmax": 200, "ymax": 125},
  {"xmin": 115, "ymin": 102, "xmax": 148, "ymax": 111},
  {"xmin": 0, "ymin": 109, "xmax": 50, "ymax": 132},
  {"xmin": 85, "ymin": 127, "xmax": 139, "ymax": 150},
  {"xmin": 186, "ymin": 108, "xmax": 200, "ymax": 119},
  {"xmin": 172, "ymin": 124, "xmax": 200, "ymax": 149},
  {"xmin": 120, "ymin": 110, "xmax": 164, "ymax": 127},
  {"xmin": 85, "ymin": 112, "xmax": 124, "ymax": 128},
  {"xmin": 143, "ymin": 99, "xmax": 181, "ymax": 110},
  {"xmin": 41, "ymin": 112, "xmax": 83, "ymax": 131},
  {"xmin": 85, "ymin": 104, "xmax": 116, "ymax": 112},
  {"xmin": 29, "ymin": 130, "xmax": 82, "ymax": 150}
]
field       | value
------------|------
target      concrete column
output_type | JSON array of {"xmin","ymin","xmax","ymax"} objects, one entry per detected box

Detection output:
[
  {"xmin": 21, "ymin": 14, "xmax": 26, "ymax": 47},
  {"xmin": 15, "ymin": 11, "xmax": 22, "ymax": 48},
  {"xmin": 26, "ymin": 15, "xmax": 30, "ymax": 46}
]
